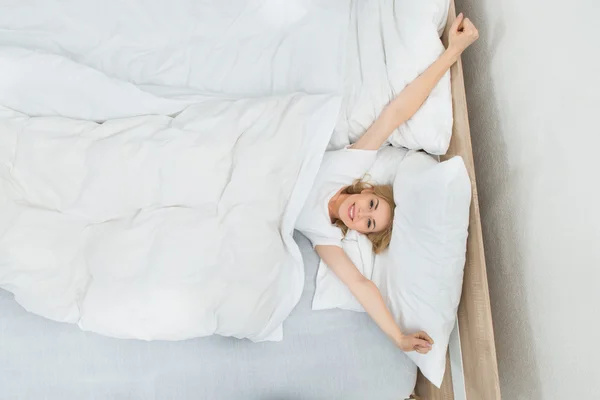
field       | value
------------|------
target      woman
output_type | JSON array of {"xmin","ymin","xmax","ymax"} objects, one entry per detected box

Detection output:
[{"xmin": 296, "ymin": 14, "xmax": 479, "ymax": 354}]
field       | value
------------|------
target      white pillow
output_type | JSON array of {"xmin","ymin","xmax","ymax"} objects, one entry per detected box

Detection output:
[
  {"xmin": 366, "ymin": 146, "xmax": 411, "ymax": 185},
  {"xmin": 311, "ymin": 146, "xmax": 408, "ymax": 311},
  {"xmin": 329, "ymin": 0, "xmax": 452, "ymax": 154},
  {"xmin": 312, "ymin": 150, "xmax": 471, "ymax": 388},
  {"xmin": 372, "ymin": 152, "xmax": 471, "ymax": 387}
]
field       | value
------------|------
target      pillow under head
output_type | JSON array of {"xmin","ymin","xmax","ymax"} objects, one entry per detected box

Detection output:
[
  {"xmin": 372, "ymin": 152, "xmax": 471, "ymax": 387},
  {"xmin": 312, "ymin": 150, "xmax": 471, "ymax": 388}
]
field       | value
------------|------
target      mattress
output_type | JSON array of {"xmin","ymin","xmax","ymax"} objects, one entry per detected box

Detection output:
[{"xmin": 0, "ymin": 232, "xmax": 417, "ymax": 400}]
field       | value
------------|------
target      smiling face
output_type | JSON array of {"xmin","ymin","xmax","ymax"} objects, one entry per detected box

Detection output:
[{"xmin": 337, "ymin": 189, "xmax": 393, "ymax": 234}]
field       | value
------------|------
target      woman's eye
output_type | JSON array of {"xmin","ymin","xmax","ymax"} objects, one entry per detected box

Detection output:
[
  {"xmin": 370, "ymin": 200, "xmax": 374, "ymax": 208},
  {"xmin": 367, "ymin": 219, "xmax": 372, "ymax": 229}
]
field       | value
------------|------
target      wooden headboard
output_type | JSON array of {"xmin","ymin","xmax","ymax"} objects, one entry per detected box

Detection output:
[{"xmin": 415, "ymin": 2, "xmax": 501, "ymax": 399}]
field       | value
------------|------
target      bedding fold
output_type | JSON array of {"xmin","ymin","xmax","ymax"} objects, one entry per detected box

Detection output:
[
  {"xmin": 0, "ymin": 94, "xmax": 341, "ymax": 341},
  {"xmin": 0, "ymin": 0, "xmax": 452, "ymax": 342}
]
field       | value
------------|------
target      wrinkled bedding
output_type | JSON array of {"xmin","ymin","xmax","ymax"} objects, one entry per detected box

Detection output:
[
  {"xmin": 0, "ymin": 0, "xmax": 350, "ymax": 341},
  {"xmin": 0, "ymin": 0, "xmax": 349, "ymax": 98},
  {"xmin": 330, "ymin": 0, "xmax": 453, "ymax": 153},
  {"xmin": 0, "ymin": 94, "xmax": 340, "ymax": 341},
  {"xmin": 0, "ymin": 0, "xmax": 451, "ymax": 342}
]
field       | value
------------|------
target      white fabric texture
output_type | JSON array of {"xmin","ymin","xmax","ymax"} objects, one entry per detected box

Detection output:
[
  {"xmin": 0, "ymin": 46, "xmax": 193, "ymax": 121},
  {"xmin": 312, "ymin": 146, "xmax": 409, "ymax": 312},
  {"xmin": 0, "ymin": 0, "xmax": 452, "ymax": 154},
  {"xmin": 375, "ymin": 152, "xmax": 471, "ymax": 387},
  {"xmin": 0, "ymin": 0, "xmax": 350, "ymax": 99},
  {"xmin": 0, "ymin": 0, "xmax": 352, "ymax": 342},
  {"xmin": 295, "ymin": 147, "xmax": 377, "ymax": 249},
  {"xmin": 0, "ymin": 93, "xmax": 341, "ymax": 342},
  {"xmin": 330, "ymin": 0, "xmax": 453, "ymax": 154}
]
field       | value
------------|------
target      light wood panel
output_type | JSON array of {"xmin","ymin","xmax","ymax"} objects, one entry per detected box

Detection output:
[
  {"xmin": 414, "ymin": 353, "xmax": 455, "ymax": 400},
  {"xmin": 414, "ymin": 2, "xmax": 501, "ymax": 398}
]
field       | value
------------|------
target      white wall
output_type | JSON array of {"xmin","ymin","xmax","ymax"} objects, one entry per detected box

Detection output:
[{"xmin": 454, "ymin": 0, "xmax": 600, "ymax": 398}]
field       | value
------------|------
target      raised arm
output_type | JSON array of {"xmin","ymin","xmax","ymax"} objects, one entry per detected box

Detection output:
[
  {"xmin": 352, "ymin": 14, "xmax": 479, "ymax": 151},
  {"xmin": 315, "ymin": 245, "xmax": 433, "ymax": 353}
]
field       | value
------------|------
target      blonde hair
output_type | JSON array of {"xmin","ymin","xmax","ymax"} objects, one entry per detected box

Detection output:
[{"xmin": 334, "ymin": 178, "xmax": 395, "ymax": 254}]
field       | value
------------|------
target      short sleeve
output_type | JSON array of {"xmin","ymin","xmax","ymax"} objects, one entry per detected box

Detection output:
[
  {"xmin": 305, "ymin": 231, "xmax": 343, "ymax": 249},
  {"xmin": 319, "ymin": 146, "xmax": 378, "ymax": 181}
]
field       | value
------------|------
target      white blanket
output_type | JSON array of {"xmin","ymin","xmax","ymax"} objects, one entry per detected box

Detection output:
[
  {"xmin": 0, "ymin": 93, "xmax": 340, "ymax": 341},
  {"xmin": 0, "ymin": 0, "xmax": 451, "ymax": 149},
  {"xmin": 0, "ymin": 0, "xmax": 452, "ymax": 342},
  {"xmin": 0, "ymin": 0, "xmax": 349, "ymax": 101},
  {"xmin": 0, "ymin": 0, "xmax": 350, "ymax": 342}
]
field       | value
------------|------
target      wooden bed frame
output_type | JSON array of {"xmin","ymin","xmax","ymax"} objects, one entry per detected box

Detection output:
[{"xmin": 414, "ymin": 2, "xmax": 502, "ymax": 399}]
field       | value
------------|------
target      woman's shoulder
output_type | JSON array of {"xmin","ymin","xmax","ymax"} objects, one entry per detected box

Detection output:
[
  {"xmin": 295, "ymin": 203, "xmax": 343, "ymax": 247},
  {"xmin": 321, "ymin": 146, "xmax": 378, "ymax": 179}
]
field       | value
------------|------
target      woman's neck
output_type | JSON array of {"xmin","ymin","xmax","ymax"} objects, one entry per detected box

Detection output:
[{"xmin": 328, "ymin": 187, "xmax": 348, "ymax": 222}]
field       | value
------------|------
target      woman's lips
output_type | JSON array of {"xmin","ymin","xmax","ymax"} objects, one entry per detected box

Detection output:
[{"xmin": 348, "ymin": 203, "xmax": 355, "ymax": 221}]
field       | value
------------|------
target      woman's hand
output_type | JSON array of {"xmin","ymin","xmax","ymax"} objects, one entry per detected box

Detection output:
[
  {"xmin": 448, "ymin": 13, "xmax": 479, "ymax": 57},
  {"xmin": 397, "ymin": 331, "xmax": 435, "ymax": 354}
]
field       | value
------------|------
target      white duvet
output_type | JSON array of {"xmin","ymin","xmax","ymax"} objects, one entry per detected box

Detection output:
[
  {"xmin": 0, "ymin": 94, "xmax": 340, "ymax": 341},
  {"xmin": 0, "ymin": 0, "xmax": 349, "ymax": 102},
  {"xmin": 0, "ymin": 0, "xmax": 451, "ymax": 342},
  {"xmin": 0, "ymin": 0, "xmax": 349, "ymax": 342}
]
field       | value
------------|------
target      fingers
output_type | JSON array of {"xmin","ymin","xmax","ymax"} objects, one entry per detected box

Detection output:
[
  {"xmin": 462, "ymin": 17, "xmax": 474, "ymax": 30},
  {"xmin": 401, "ymin": 332, "xmax": 435, "ymax": 354},
  {"xmin": 451, "ymin": 13, "xmax": 479, "ymax": 40},
  {"xmin": 412, "ymin": 331, "xmax": 434, "ymax": 354},
  {"xmin": 463, "ymin": 18, "xmax": 479, "ymax": 36},
  {"xmin": 461, "ymin": 18, "xmax": 480, "ymax": 42},
  {"xmin": 449, "ymin": 12, "xmax": 464, "ymax": 34},
  {"xmin": 417, "ymin": 331, "xmax": 434, "ymax": 345},
  {"xmin": 415, "ymin": 342, "xmax": 432, "ymax": 354}
]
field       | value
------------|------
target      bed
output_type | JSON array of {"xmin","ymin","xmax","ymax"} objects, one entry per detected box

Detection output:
[
  {"xmin": 0, "ymin": 1, "xmax": 501, "ymax": 398},
  {"xmin": 413, "ymin": 2, "xmax": 502, "ymax": 399},
  {"xmin": 0, "ymin": 232, "xmax": 418, "ymax": 400}
]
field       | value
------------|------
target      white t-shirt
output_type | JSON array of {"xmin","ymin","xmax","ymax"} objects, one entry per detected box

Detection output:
[{"xmin": 296, "ymin": 147, "xmax": 377, "ymax": 248}]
